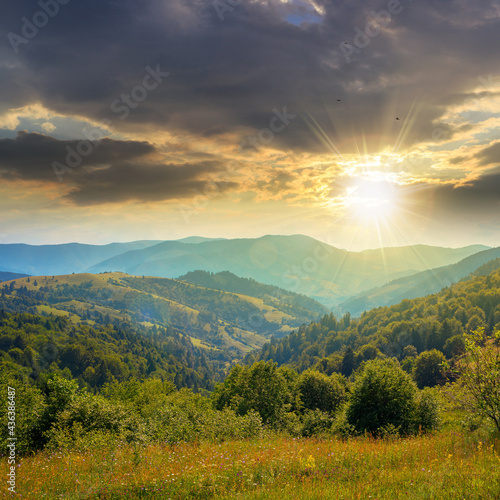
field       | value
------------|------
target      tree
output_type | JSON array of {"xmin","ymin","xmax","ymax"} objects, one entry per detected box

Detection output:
[
  {"xmin": 298, "ymin": 370, "xmax": 346, "ymax": 413},
  {"xmin": 346, "ymin": 358, "xmax": 420, "ymax": 436},
  {"xmin": 414, "ymin": 350, "xmax": 446, "ymax": 389},
  {"xmin": 457, "ymin": 328, "xmax": 500, "ymax": 432},
  {"xmin": 341, "ymin": 346, "xmax": 355, "ymax": 377},
  {"xmin": 356, "ymin": 344, "xmax": 380, "ymax": 364},
  {"xmin": 444, "ymin": 335, "xmax": 465, "ymax": 358},
  {"xmin": 402, "ymin": 345, "xmax": 418, "ymax": 359},
  {"xmin": 212, "ymin": 361, "xmax": 293, "ymax": 426}
]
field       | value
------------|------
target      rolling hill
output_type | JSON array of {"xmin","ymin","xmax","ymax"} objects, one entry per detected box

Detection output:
[
  {"xmin": 86, "ymin": 235, "xmax": 488, "ymax": 307},
  {"xmin": 0, "ymin": 271, "xmax": 326, "ymax": 358},
  {"xmin": 0, "ymin": 240, "xmax": 162, "ymax": 275},
  {"xmin": 177, "ymin": 270, "xmax": 328, "ymax": 316},
  {"xmin": 339, "ymin": 246, "xmax": 500, "ymax": 316}
]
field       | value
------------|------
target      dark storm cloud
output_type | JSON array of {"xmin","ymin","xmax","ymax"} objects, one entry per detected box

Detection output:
[
  {"xmin": 65, "ymin": 160, "xmax": 235, "ymax": 206},
  {"xmin": 418, "ymin": 169, "xmax": 500, "ymax": 216},
  {"xmin": 1, "ymin": 0, "xmax": 500, "ymax": 153},
  {"xmin": 0, "ymin": 131, "xmax": 154, "ymax": 181},
  {"xmin": 0, "ymin": 131, "xmax": 233, "ymax": 204},
  {"xmin": 476, "ymin": 142, "xmax": 500, "ymax": 166}
]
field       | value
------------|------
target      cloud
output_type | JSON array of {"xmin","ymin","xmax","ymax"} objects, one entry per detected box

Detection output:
[
  {"xmin": 1, "ymin": 0, "xmax": 500, "ymax": 156},
  {"xmin": 476, "ymin": 141, "xmax": 500, "ymax": 166},
  {"xmin": 0, "ymin": 131, "xmax": 155, "ymax": 181},
  {"xmin": 0, "ymin": 131, "xmax": 237, "ymax": 205},
  {"xmin": 65, "ymin": 160, "xmax": 236, "ymax": 206},
  {"xmin": 435, "ymin": 170, "xmax": 500, "ymax": 209}
]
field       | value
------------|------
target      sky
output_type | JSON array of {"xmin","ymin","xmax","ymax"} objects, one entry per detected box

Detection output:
[{"xmin": 0, "ymin": 0, "xmax": 499, "ymax": 251}]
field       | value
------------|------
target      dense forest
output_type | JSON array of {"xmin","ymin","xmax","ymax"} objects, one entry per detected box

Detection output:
[
  {"xmin": 245, "ymin": 260, "xmax": 500, "ymax": 388},
  {"xmin": 0, "ymin": 272, "xmax": 326, "ymax": 358},
  {"xmin": 1, "ymin": 260, "xmax": 499, "ymax": 460},
  {"xmin": 0, "ymin": 310, "xmax": 223, "ymax": 391}
]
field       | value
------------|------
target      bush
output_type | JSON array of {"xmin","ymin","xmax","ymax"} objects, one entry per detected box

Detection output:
[
  {"xmin": 414, "ymin": 388, "xmax": 440, "ymax": 432},
  {"xmin": 44, "ymin": 391, "xmax": 142, "ymax": 450},
  {"xmin": 457, "ymin": 329, "xmax": 500, "ymax": 432},
  {"xmin": 346, "ymin": 358, "xmax": 433, "ymax": 436},
  {"xmin": 0, "ymin": 375, "xmax": 46, "ymax": 454},
  {"xmin": 331, "ymin": 405, "xmax": 356, "ymax": 439},
  {"xmin": 414, "ymin": 350, "xmax": 446, "ymax": 389},
  {"xmin": 300, "ymin": 409, "xmax": 335, "ymax": 438},
  {"xmin": 153, "ymin": 389, "xmax": 262, "ymax": 443},
  {"xmin": 298, "ymin": 370, "xmax": 346, "ymax": 414},
  {"xmin": 212, "ymin": 361, "xmax": 294, "ymax": 427}
]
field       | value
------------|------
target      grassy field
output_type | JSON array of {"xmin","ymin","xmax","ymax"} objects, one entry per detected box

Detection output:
[{"xmin": 4, "ymin": 430, "xmax": 499, "ymax": 500}]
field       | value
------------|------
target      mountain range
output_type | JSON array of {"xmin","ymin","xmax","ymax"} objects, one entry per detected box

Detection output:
[
  {"xmin": 338, "ymin": 247, "xmax": 500, "ymax": 316},
  {"xmin": 0, "ymin": 240, "xmax": 161, "ymax": 275},
  {"xmin": 0, "ymin": 235, "xmax": 492, "ymax": 309}
]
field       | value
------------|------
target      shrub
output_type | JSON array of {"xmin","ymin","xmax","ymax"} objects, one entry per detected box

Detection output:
[
  {"xmin": 457, "ymin": 329, "xmax": 500, "ymax": 432},
  {"xmin": 414, "ymin": 350, "xmax": 446, "ymax": 389},
  {"xmin": 0, "ymin": 375, "xmax": 46, "ymax": 454},
  {"xmin": 44, "ymin": 391, "xmax": 141, "ymax": 450},
  {"xmin": 212, "ymin": 361, "xmax": 294, "ymax": 427},
  {"xmin": 153, "ymin": 389, "xmax": 262, "ymax": 443},
  {"xmin": 331, "ymin": 405, "xmax": 356, "ymax": 439},
  {"xmin": 346, "ymin": 358, "xmax": 429, "ymax": 436},
  {"xmin": 300, "ymin": 409, "xmax": 335, "ymax": 438},
  {"xmin": 414, "ymin": 388, "xmax": 440, "ymax": 432},
  {"xmin": 298, "ymin": 370, "xmax": 346, "ymax": 414}
]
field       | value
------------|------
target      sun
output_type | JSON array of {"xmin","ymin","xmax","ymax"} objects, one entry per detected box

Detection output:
[{"xmin": 347, "ymin": 178, "xmax": 399, "ymax": 225}]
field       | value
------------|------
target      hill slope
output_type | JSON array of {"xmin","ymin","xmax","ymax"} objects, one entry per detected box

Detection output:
[
  {"xmin": 87, "ymin": 235, "xmax": 488, "ymax": 307},
  {"xmin": 246, "ymin": 258, "xmax": 500, "ymax": 373},
  {"xmin": 339, "ymin": 246, "xmax": 500, "ymax": 316},
  {"xmin": 178, "ymin": 270, "xmax": 328, "ymax": 316},
  {"xmin": 0, "ymin": 271, "xmax": 325, "ymax": 357},
  {"xmin": 0, "ymin": 309, "xmax": 219, "ymax": 390}
]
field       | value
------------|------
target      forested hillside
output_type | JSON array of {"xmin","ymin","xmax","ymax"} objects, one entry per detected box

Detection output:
[
  {"xmin": 178, "ymin": 270, "xmax": 328, "ymax": 316},
  {"xmin": 246, "ymin": 260, "xmax": 500, "ymax": 383},
  {"xmin": 339, "ymin": 247, "xmax": 500, "ymax": 316},
  {"xmin": 0, "ymin": 271, "xmax": 325, "ymax": 361},
  {"xmin": 0, "ymin": 310, "xmax": 220, "ymax": 390}
]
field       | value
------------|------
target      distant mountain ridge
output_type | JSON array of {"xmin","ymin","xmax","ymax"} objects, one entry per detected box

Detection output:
[
  {"xmin": 86, "ymin": 236, "xmax": 489, "ymax": 307},
  {"xmin": 338, "ymin": 246, "xmax": 500, "ymax": 316},
  {"xmin": 0, "ymin": 271, "xmax": 30, "ymax": 282},
  {"xmin": 0, "ymin": 235, "xmax": 490, "ymax": 308},
  {"xmin": 0, "ymin": 241, "xmax": 162, "ymax": 276}
]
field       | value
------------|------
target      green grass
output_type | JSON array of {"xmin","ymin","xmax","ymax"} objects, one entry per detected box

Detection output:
[
  {"xmin": 8, "ymin": 431, "xmax": 500, "ymax": 499},
  {"xmin": 36, "ymin": 305, "xmax": 82, "ymax": 324}
]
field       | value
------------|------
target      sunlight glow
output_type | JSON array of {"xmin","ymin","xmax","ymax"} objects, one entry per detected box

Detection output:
[{"xmin": 348, "ymin": 179, "xmax": 398, "ymax": 224}]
